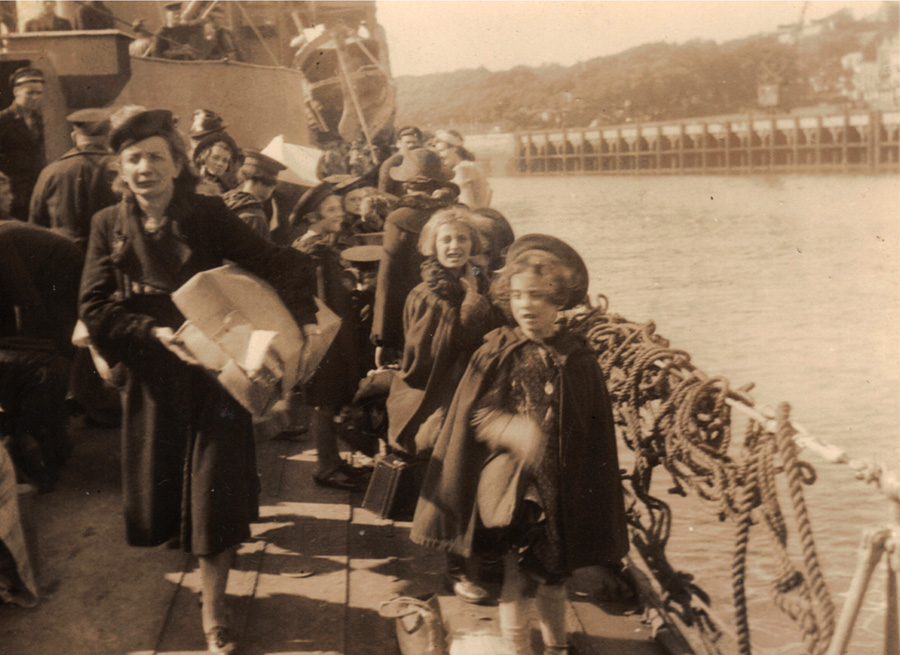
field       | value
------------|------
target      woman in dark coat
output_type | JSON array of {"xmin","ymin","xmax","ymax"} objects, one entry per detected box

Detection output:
[
  {"xmin": 79, "ymin": 109, "xmax": 316, "ymax": 655},
  {"xmin": 410, "ymin": 235, "xmax": 628, "ymax": 655}
]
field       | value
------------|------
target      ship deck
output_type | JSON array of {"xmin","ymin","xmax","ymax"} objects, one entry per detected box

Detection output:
[{"xmin": 0, "ymin": 419, "xmax": 664, "ymax": 655}]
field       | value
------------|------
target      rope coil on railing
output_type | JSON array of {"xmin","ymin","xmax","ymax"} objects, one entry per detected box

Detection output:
[{"xmin": 567, "ymin": 303, "xmax": 850, "ymax": 655}]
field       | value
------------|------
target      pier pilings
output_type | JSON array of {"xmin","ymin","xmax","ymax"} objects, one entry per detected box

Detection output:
[{"xmin": 512, "ymin": 111, "xmax": 900, "ymax": 176}]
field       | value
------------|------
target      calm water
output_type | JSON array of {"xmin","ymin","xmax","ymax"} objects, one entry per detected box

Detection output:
[{"xmin": 490, "ymin": 174, "xmax": 900, "ymax": 655}]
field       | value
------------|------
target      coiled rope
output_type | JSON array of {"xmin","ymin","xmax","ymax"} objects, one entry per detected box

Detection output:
[{"xmin": 567, "ymin": 303, "xmax": 837, "ymax": 655}]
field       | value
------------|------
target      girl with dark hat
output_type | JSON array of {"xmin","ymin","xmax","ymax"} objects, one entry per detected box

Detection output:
[
  {"xmin": 193, "ymin": 132, "xmax": 239, "ymax": 196},
  {"xmin": 410, "ymin": 235, "xmax": 629, "ymax": 655},
  {"xmin": 79, "ymin": 109, "xmax": 318, "ymax": 655},
  {"xmin": 290, "ymin": 184, "xmax": 368, "ymax": 491}
]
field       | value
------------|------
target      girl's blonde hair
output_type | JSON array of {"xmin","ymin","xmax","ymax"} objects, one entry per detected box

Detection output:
[{"xmin": 418, "ymin": 206, "xmax": 484, "ymax": 258}]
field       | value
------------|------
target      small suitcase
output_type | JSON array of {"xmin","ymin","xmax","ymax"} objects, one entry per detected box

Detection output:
[{"xmin": 362, "ymin": 453, "xmax": 427, "ymax": 521}]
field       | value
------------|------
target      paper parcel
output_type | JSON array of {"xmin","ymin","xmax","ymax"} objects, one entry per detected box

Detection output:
[{"xmin": 169, "ymin": 265, "xmax": 340, "ymax": 417}]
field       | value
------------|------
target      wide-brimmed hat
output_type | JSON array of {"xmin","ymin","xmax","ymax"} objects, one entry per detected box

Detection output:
[
  {"xmin": 188, "ymin": 109, "xmax": 227, "ymax": 139},
  {"xmin": 389, "ymin": 148, "xmax": 446, "ymax": 183},
  {"xmin": 506, "ymin": 234, "xmax": 589, "ymax": 310},
  {"xmin": 322, "ymin": 174, "xmax": 373, "ymax": 196},
  {"xmin": 290, "ymin": 181, "xmax": 336, "ymax": 224},
  {"xmin": 110, "ymin": 109, "xmax": 177, "ymax": 153}
]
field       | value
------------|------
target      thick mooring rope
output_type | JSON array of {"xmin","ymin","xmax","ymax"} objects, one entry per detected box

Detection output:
[{"xmin": 567, "ymin": 304, "xmax": 836, "ymax": 655}]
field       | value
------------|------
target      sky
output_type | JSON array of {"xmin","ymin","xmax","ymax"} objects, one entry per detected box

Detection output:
[{"xmin": 375, "ymin": 0, "xmax": 888, "ymax": 77}]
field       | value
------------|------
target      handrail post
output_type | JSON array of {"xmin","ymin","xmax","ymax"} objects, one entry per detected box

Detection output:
[
  {"xmin": 886, "ymin": 531, "xmax": 899, "ymax": 655},
  {"xmin": 826, "ymin": 528, "xmax": 889, "ymax": 655}
]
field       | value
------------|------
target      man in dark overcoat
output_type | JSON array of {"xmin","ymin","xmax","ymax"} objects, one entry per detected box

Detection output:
[
  {"xmin": 0, "ymin": 219, "xmax": 83, "ymax": 492},
  {"xmin": 23, "ymin": 1, "xmax": 72, "ymax": 31},
  {"xmin": 29, "ymin": 108, "xmax": 119, "ymax": 426},
  {"xmin": 75, "ymin": 1, "xmax": 115, "ymax": 30},
  {"xmin": 370, "ymin": 148, "xmax": 451, "ymax": 365},
  {"xmin": 29, "ymin": 108, "xmax": 116, "ymax": 251},
  {"xmin": 0, "ymin": 68, "xmax": 46, "ymax": 221}
]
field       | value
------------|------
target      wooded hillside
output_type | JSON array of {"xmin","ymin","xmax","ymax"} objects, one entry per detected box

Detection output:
[{"xmin": 394, "ymin": 7, "xmax": 898, "ymax": 133}]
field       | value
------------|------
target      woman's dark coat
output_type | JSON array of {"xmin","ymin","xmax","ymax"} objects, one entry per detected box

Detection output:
[
  {"xmin": 410, "ymin": 325, "xmax": 629, "ymax": 571},
  {"xmin": 79, "ymin": 191, "xmax": 316, "ymax": 555},
  {"xmin": 370, "ymin": 196, "xmax": 447, "ymax": 351}
]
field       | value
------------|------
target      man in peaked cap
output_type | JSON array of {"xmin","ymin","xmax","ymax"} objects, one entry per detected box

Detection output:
[
  {"xmin": 223, "ymin": 149, "xmax": 287, "ymax": 239},
  {"xmin": 29, "ymin": 108, "xmax": 116, "ymax": 251},
  {"xmin": 28, "ymin": 107, "xmax": 120, "ymax": 428},
  {"xmin": 0, "ymin": 68, "xmax": 47, "ymax": 220}
]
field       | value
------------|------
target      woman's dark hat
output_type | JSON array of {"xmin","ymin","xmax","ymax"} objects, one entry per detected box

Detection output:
[
  {"xmin": 192, "ymin": 131, "xmax": 239, "ymax": 164},
  {"xmin": 506, "ymin": 234, "xmax": 589, "ymax": 310},
  {"xmin": 290, "ymin": 182, "xmax": 336, "ymax": 224},
  {"xmin": 188, "ymin": 109, "xmax": 227, "ymax": 139},
  {"xmin": 389, "ymin": 148, "xmax": 446, "ymax": 183},
  {"xmin": 322, "ymin": 174, "xmax": 373, "ymax": 196},
  {"xmin": 110, "ymin": 109, "xmax": 177, "ymax": 153}
]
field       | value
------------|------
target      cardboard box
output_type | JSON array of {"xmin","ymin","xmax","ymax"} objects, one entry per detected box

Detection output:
[{"xmin": 169, "ymin": 265, "xmax": 340, "ymax": 417}]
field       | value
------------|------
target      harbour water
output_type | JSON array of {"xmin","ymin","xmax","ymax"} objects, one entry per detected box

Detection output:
[{"xmin": 490, "ymin": 174, "xmax": 900, "ymax": 654}]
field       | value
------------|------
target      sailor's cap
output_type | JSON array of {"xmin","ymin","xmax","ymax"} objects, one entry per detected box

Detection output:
[
  {"xmin": 9, "ymin": 67, "xmax": 44, "ymax": 88},
  {"xmin": 341, "ymin": 245, "xmax": 383, "ymax": 264},
  {"xmin": 66, "ymin": 108, "xmax": 110, "ymax": 125},
  {"xmin": 433, "ymin": 129, "xmax": 464, "ymax": 148},
  {"xmin": 241, "ymin": 149, "xmax": 286, "ymax": 178}
]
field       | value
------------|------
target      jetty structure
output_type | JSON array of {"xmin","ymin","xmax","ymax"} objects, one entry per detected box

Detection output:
[{"xmin": 509, "ymin": 110, "xmax": 900, "ymax": 176}]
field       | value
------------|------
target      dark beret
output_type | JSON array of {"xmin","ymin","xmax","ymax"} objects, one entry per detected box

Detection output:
[
  {"xmin": 109, "ymin": 109, "xmax": 177, "ymax": 153},
  {"xmin": 506, "ymin": 234, "xmax": 589, "ymax": 310}
]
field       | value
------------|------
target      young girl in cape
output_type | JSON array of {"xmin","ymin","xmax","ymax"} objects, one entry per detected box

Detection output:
[
  {"xmin": 410, "ymin": 234, "xmax": 629, "ymax": 654},
  {"xmin": 386, "ymin": 205, "xmax": 496, "ymax": 603}
]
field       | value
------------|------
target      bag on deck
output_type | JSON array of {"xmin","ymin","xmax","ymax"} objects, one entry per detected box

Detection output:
[{"xmin": 379, "ymin": 594, "xmax": 448, "ymax": 655}]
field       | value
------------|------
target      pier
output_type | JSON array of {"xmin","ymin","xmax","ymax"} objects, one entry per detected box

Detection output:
[
  {"xmin": 0, "ymin": 420, "xmax": 665, "ymax": 655},
  {"xmin": 511, "ymin": 111, "xmax": 900, "ymax": 176}
]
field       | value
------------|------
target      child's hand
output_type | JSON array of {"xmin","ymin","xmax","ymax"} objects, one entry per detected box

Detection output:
[
  {"xmin": 460, "ymin": 264, "xmax": 478, "ymax": 296},
  {"xmin": 473, "ymin": 410, "xmax": 544, "ymax": 469}
]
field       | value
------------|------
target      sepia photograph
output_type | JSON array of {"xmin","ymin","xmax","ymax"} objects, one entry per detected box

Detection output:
[{"xmin": 0, "ymin": 1, "xmax": 897, "ymax": 654}]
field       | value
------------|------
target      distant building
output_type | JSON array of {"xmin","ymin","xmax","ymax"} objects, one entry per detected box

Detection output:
[{"xmin": 841, "ymin": 33, "xmax": 900, "ymax": 110}]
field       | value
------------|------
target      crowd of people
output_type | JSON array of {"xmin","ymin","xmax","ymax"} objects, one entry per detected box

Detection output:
[{"xmin": 0, "ymin": 61, "xmax": 628, "ymax": 655}]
